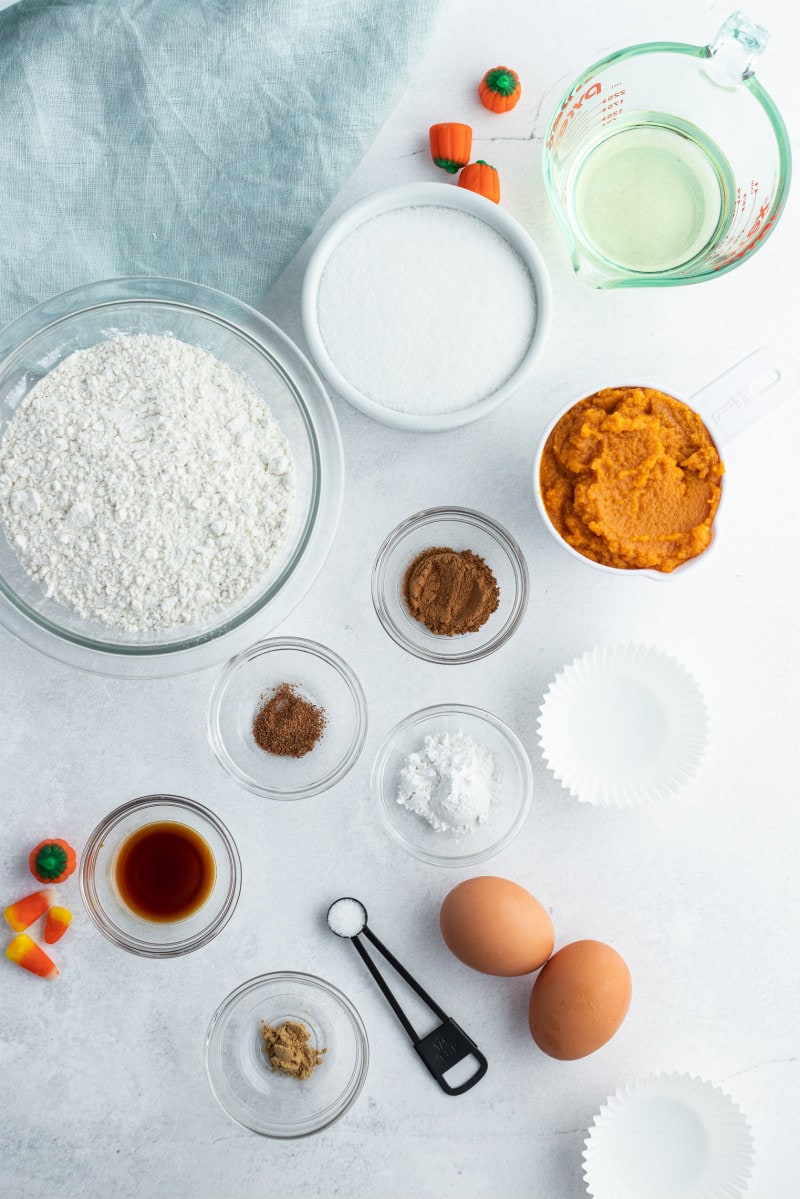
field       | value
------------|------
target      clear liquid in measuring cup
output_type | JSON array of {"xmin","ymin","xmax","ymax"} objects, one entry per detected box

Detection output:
[{"xmin": 570, "ymin": 115, "xmax": 735, "ymax": 274}]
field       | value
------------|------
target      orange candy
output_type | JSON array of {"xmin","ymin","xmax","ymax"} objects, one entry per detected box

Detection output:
[
  {"xmin": 478, "ymin": 66, "xmax": 522, "ymax": 113},
  {"xmin": 29, "ymin": 838, "xmax": 77, "ymax": 885},
  {"xmin": 429, "ymin": 122, "xmax": 473, "ymax": 174},
  {"xmin": 458, "ymin": 160, "xmax": 501, "ymax": 204},
  {"xmin": 4, "ymin": 887, "xmax": 56, "ymax": 932},
  {"xmin": 6, "ymin": 934, "xmax": 59, "ymax": 979},
  {"xmin": 44, "ymin": 906, "xmax": 72, "ymax": 944}
]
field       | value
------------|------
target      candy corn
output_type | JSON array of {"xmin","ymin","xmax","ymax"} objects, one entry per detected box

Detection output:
[
  {"xmin": 44, "ymin": 906, "xmax": 72, "ymax": 945},
  {"xmin": 5, "ymin": 934, "xmax": 59, "ymax": 979},
  {"xmin": 4, "ymin": 888, "xmax": 56, "ymax": 932}
]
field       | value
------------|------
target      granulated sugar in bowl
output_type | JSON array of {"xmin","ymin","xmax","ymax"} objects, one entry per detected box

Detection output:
[{"xmin": 302, "ymin": 183, "xmax": 552, "ymax": 432}]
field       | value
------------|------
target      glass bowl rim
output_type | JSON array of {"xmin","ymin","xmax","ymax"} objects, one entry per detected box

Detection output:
[
  {"xmin": 0, "ymin": 276, "xmax": 344, "ymax": 676},
  {"xmin": 204, "ymin": 969, "xmax": 370, "ymax": 1139},
  {"xmin": 371, "ymin": 702, "xmax": 534, "ymax": 867},
  {"xmin": 206, "ymin": 636, "xmax": 368, "ymax": 800},
  {"xmin": 371, "ymin": 505, "xmax": 529, "ymax": 664},
  {"xmin": 79, "ymin": 792, "xmax": 242, "ymax": 957}
]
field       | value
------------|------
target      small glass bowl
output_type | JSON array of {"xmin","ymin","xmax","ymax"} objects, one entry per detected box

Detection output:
[
  {"xmin": 207, "ymin": 637, "xmax": 368, "ymax": 799},
  {"xmin": 80, "ymin": 794, "xmax": 241, "ymax": 958},
  {"xmin": 371, "ymin": 704, "xmax": 533, "ymax": 867},
  {"xmin": 371, "ymin": 507, "xmax": 528, "ymax": 664},
  {"xmin": 205, "ymin": 971, "xmax": 369, "ymax": 1138}
]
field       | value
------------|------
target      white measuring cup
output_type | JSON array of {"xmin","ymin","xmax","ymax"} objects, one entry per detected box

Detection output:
[{"xmin": 533, "ymin": 347, "xmax": 800, "ymax": 579}]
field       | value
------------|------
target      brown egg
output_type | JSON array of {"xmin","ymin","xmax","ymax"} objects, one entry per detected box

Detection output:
[
  {"xmin": 528, "ymin": 939, "xmax": 631, "ymax": 1060},
  {"xmin": 439, "ymin": 876, "xmax": 554, "ymax": 976}
]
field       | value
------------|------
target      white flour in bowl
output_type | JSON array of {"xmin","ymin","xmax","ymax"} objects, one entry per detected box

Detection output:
[{"xmin": 0, "ymin": 333, "xmax": 296, "ymax": 631}]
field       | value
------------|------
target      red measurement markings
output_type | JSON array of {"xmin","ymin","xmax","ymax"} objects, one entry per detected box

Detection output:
[
  {"xmin": 600, "ymin": 83, "xmax": 626, "ymax": 126},
  {"xmin": 547, "ymin": 80, "xmax": 604, "ymax": 150},
  {"xmin": 712, "ymin": 180, "xmax": 777, "ymax": 269}
]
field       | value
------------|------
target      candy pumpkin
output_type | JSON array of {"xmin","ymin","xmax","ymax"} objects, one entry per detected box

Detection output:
[
  {"xmin": 429, "ymin": 123, "xmax": 473, "ymax": 174},
  {"xmin": 29, "ymin": 839, "xmax": 77, "ymax": 885},
  {"xmin": 479, "ymin": 66, "xmax": 522, "ymax": 113},
  {"xmin": 458, "ymin": 161, "xmax": 501, "ymax": 204}
]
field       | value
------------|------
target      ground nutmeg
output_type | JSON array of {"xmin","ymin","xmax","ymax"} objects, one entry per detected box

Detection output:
[
  {"xmin": 252, "ymin": 682, "xmax": 326, "ymax": 757},
  {"xmin": 402, "ymin": 546, "xmax": 499, "ymax": 636}
]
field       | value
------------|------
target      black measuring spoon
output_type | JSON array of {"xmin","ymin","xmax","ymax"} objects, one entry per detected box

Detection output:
[{"xmin": 326, "ymin": 897, "xmax": 488, "ymax": 1096}]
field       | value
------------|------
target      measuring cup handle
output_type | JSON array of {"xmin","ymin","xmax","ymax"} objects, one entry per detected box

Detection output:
[
  {"xmin": 689, "ymin": 346, "xmax": 800, "ymax": 449},
  {"xmin": 414, "ymin": 1018, "xmax": 488, "ymax": 1096},
  {"xmin": 707, "ymin": 12, "xmax": 770, "ymax": 80}
]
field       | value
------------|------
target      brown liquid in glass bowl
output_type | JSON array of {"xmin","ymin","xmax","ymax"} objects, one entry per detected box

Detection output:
[{"xmin": 113, "ymin": 821, "xmax": 216, "ymax": 922}]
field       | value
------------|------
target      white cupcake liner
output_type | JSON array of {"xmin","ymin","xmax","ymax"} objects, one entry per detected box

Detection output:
[
  {"xmin": 537, "ymin": 644, "xmax": 708, "ymax": 808},
  {"xmin": 583, "ymin": 1073, "xmax": 754, "ymax": 1199}
]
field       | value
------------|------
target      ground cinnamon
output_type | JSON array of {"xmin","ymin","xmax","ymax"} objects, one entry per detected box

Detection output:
[
  {"xmin": 252, "ymin": 683, "xmax": 326, "ymax": 757},
  {"xmin": 402, "ymin": 546, "xmax": 499, "ymax": 636}
]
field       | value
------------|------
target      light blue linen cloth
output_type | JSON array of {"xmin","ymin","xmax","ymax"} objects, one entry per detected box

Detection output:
[{"xmin": 0, "ymin": 0, "xmax": 441, "ymax": 327}]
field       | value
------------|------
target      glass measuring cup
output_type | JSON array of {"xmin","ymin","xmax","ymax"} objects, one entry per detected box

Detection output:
[
  {"xmin": 542, "ymin": 12, "xmax": 791, "ymax": 288},
  {"xmin": 533, "ymin": 346, "xmax": 800, "ymax": 579}
]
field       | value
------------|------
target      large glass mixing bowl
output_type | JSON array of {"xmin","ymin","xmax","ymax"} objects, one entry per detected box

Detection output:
[{"xmin": 0, "ymin": 278, "xmax": 344, "ymax": 677}]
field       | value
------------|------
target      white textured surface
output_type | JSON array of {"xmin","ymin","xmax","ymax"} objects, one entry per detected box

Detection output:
[{"xmin": 2, "ymin": 1, "xmax": 800, "ymax": 1197}]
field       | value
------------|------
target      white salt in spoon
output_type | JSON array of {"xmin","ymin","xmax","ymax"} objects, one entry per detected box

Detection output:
[{"xmin": 326, "ymin": 897, "xmax": 487, "ymax": 1096}]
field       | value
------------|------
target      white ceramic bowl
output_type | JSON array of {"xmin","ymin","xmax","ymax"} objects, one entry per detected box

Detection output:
[
  {"xmin": 301, "ymin": 182, "xmax": 552, "ymax": 432},
  {"xmin": 533, "ymin": 384, "xmax": 724, "ymax": 582},
  {"xmin": 533, "ymin": 347, "xmax": 800, "ymax": 580}
]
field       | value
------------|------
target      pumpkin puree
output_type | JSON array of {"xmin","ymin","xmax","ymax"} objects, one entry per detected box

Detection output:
[{"xmin": 539, "ymin": 387, "xmax": 724, "ymax": 572}]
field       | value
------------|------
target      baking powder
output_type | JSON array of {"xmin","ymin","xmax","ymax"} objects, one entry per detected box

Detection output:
[
  {"xmin": 317, "ymin": 206, "xmax": 537, "ymax": 415},
  {"xmin": 397, "ymin": 729, "xmax": 499, "ymax": 832}
]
